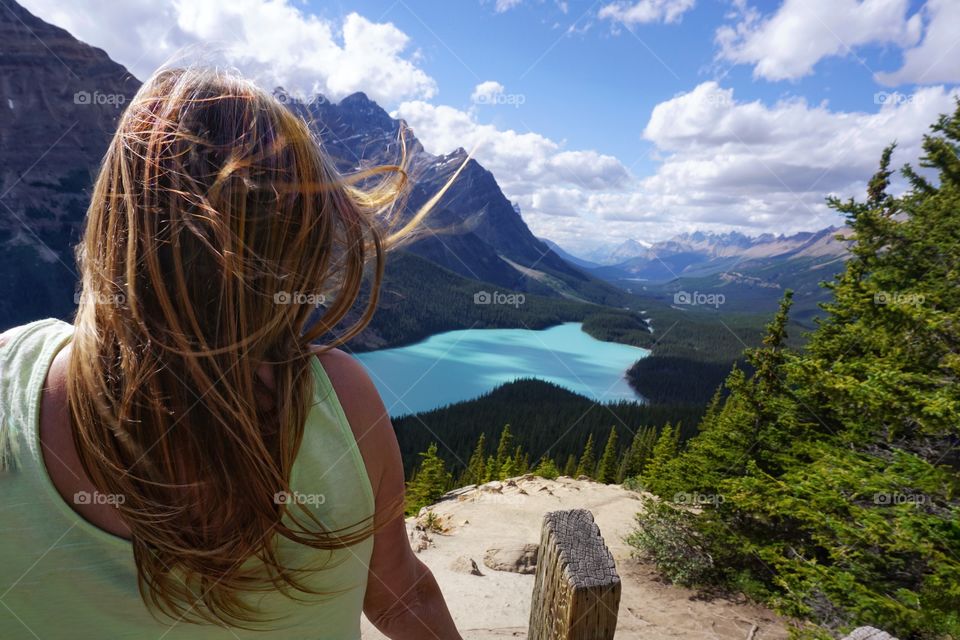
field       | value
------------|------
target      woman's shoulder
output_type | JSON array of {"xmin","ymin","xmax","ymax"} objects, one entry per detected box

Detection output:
[
  {"xmin": 313, "ymin": 348, "xmax": 394, "ymax": 496},
  {"xmin": 0, "ymin": 319, "xmax": 71, "ymax": 351}
]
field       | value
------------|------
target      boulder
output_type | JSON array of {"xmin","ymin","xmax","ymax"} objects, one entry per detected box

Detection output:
[
  {"xmin": 441, "ymin": 485, "xmax": 476, "ymax": 501},
  {"xmin": 483, "ymin": 543, "xmax": 539, "ymax": 574},
  {"xmin": 450, "ymin": 556, "xmax": 484, "ymax": 576},
  {"xmin": 842, "ymin": 628, "xmax": 898, "ymax": 640}
]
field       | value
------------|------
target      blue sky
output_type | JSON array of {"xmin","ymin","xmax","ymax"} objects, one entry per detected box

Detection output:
[
  {"xmin": 314, "ymin": 0, "xmax": 929, "ymax": 176},
  {"xmin": 21, "ymin": 0, "xmax": 960, "ymax": 250}
]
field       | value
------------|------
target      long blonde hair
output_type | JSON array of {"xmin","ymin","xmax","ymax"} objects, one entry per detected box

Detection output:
[{"xmin": 67, "ymin": 67, "xmax": 467, "ymax": 626}]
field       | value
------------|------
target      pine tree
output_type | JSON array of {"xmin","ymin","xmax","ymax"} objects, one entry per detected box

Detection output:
[
  {"xmin": 494, "ymin": 424, "xmax": 514, "ymax": 471},
  {"xmin": 562, "ymin": 454, "xmax": 577, "ymax": 477},
  {"xmin": 460, "ymin": 433, "xmax": 486, "ymax": 486},
  {"xmin": 512, "ymin": 445, "xmax": 528, "ymax": 476},
  {"xmin": 641, "ymin": 423, "xmax": 679, "ymax": 487},
  {"xmin": 405, "ymin": 443, "xmax": 452, "ymax": 515},
  {"xmin": 483, "ymin": 454, "xmax": 498, "ymax": 483},
  {"xmin": 642, "ymin": 294, "xmax": 797, "ymax": 497},
  {"xmin": 498, "ymin": 453, "xmax": 516, "ymax": 480},
  {"xmin": 618, "ymin": 426, "xmax": 656, "ymax": 482},
  {"xmin": 533, "ymin": 457, "xmax": 559, "ymax": 479},
  {"xmin": 575, "ymin": 433, "xmax": 596, "ymax": 478},
  {"xmin": 596, "ymin": 427, "xmax": 619, "ymax": 484}
]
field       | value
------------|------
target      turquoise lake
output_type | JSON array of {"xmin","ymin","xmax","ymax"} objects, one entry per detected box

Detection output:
[{"xmin": 355, "ymin": 322, "xmax": 649, "ymax": 416}]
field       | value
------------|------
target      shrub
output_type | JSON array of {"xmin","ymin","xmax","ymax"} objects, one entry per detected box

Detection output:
[{"xmin": 625, "ymin": 496, "xmax": 715, "ymax": 586}]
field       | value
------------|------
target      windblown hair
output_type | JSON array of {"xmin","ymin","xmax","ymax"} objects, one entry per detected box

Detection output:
[{"xmin": 67, "ymin": 67, "xmax": 467, "ymax": 626}]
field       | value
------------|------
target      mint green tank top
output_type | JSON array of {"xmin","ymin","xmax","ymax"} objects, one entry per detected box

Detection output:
[{"xmin": 0, "ymin": 319, "xmax": 375, "ymax": 639}]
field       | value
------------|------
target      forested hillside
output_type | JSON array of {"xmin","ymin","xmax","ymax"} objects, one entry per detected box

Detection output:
[{"xmin": 393, "ymin": 378, "xmax": 700, "ymax": 479}]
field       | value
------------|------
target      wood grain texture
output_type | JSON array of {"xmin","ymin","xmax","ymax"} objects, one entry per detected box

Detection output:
[{"xmin": 528, "ymin": 509, "xmax": 621, "ymax": 640}]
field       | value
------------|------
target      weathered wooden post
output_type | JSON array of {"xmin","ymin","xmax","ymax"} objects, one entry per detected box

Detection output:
[{"xmin": 528, "ymin": 509, "xmax": 621, "ymax": 640}]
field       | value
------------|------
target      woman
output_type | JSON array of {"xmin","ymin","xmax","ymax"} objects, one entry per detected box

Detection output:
[{"xmin": 0, "ymin": 67, "xmax": 464, "ymax": 638}]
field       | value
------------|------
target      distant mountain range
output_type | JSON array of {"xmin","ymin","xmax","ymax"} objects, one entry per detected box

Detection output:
[
  {"xmin": 551, "ymin": 227, "xmax": 849, "ymax": 283},
  {"xmin": 580, "ymin": 238, "xmax": 651, "ymax": 266},
  {"xmin": 547, "ymin": 228, "xmax": 851, "ymax": 319}
]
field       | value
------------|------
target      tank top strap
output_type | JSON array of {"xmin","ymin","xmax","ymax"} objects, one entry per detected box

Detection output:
[{"xmin": 0, "ymin": 318, "xmax": 74, "ymax": 472}]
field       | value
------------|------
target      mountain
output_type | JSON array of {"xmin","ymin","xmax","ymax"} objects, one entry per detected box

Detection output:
[
  {"xmin": 0, "ymin": 0, "xmax": 630, "ymax": 332},
  {"xmin": 566, "ymin": 227, "xmax": 852, "ymax": 322},
  {"xmin": 0, "ymin": 0, "xmax": 139, "ymax": 328},
  {"xmin": 278, "ymin": 89, "xmax": 625, "ymax": 303},
  {"xmin": 572, "ymin": 228, "xmax": 848, "ymax": 288},
  {"xmin": 539, "ymin": 238, "xmax": 601, "ymax": 270},
  {"xmin": 591, "ymin": 227, "xmax": 849, "ymax": 283},
  {"xmin": 583, "ymin": 238, "xmax": 651, "ymax": 265}
]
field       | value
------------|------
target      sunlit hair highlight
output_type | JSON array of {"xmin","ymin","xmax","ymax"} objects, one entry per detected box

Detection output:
[{"xmin": 67, "ymin": 66, "xmax": 468, "ymax": 626}]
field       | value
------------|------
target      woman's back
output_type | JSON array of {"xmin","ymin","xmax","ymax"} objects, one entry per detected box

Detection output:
[
  {"xmin": 0, "ymin": 319, "xmax": 374, "ymax": 639},
  {"xmin": 0, "ymin": 65, "xmax": 462, "ymax": 640}
]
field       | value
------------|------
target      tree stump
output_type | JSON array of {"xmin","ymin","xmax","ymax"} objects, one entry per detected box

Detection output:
[{"xmin": 527, "ymin": 509, "xmax": 620, "ymax": 640}]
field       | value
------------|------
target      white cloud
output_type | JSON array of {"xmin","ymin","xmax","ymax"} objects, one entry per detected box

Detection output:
[
  {"xmin": 531, "ymin": 187, "xmax": 588, "ymax": 217},
  {"xmin": 598, "ymin": 0, "xmax": 696, "ymax": 26},
  {"xmin": 716, "ymin": 0, "xmax": 922, "ymax": 82},
  {"xmin": 495, "ymin": 0, "xmax": 523, "ymax": 12},
  {"xmin": 471, "ymin": 81, "xmax": 506, "ymax": 104},
  {"xmin": 19, "ymin": 0, "xmax": 436, "ymax": 105},
  {"xmin": 875, "ymin": 0, "xmax": 960, "ymax": 85},
  {"xmin": 627, "ymin": 81, "xmax": 959, "ymax": 233}
]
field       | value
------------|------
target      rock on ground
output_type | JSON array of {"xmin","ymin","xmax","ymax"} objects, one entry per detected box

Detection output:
[
  {"xmin": 483, "ymin": 544, "xmax": 539, "ymax": 574},
  {"xmin": 843, "ymin": 628, "xmax": 898, "ymax": 640}
]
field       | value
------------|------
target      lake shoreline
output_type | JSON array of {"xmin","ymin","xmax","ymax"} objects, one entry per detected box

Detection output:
[{"xmin": 356, "ymin": 322, "xmax": 650, "ymax": 416}]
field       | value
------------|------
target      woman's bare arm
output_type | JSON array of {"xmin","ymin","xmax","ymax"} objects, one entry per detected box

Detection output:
[{"xmin": 317, "ymin": 349, "xmax": 462, "ymax": 640}]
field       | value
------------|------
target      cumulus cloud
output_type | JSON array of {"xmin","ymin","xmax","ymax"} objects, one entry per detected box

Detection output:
[
  {"xmin": 716, "ymin": 0, "xmax": 922, "ymax": 82},
  {"xmin": 599, "ymin": 0, "xmax": 696, "ymax": 25},
  {"xmin": 629, "ymin": 81, "xmax": 959, "ymax": 231},
  {"xmin": 394, "ymin": 100, "xmax": 631, "ymax": 197},
  {"xmin": 530, "ymin": 187, "xmax": 589, "ymax": 218},
  {"xmin": 875, "ymin": 0, "xmax": 960, "ymax": 85},
  {"xmin": 19, "ymin": 0, "xmax": 437, "ymax": 105},
  {"xmin": 471, "ymin": 81, "xmax": 506, "ymax": 104}
]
